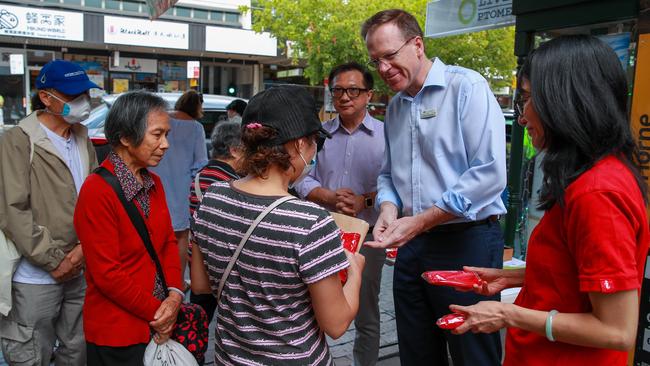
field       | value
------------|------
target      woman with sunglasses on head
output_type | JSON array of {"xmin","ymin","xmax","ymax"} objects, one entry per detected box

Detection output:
[
  {"xmin": 449, "ymin": 35, "xmax": 649, "ymax": 366},
  {"xmin": 190, "ymin": 86, "xmax": 365, "ymax": 365}
]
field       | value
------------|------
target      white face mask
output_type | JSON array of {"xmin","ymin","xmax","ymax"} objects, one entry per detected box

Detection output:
[
  {"xmin": 289, "ymin": 149, "xmax": 316, "ymax": 189},
  {"xmin": 46, "ymin": 92, "xmax": 91, "ymax": 124}
]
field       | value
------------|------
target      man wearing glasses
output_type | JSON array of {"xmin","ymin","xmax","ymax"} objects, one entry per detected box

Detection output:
[
  {"xmin": 362, "ymin": 9, "xmax": 507, "ymax": 366},
  {"xmin": 295, "ymin": 62, "xmax": 386, "ymax": 366}
]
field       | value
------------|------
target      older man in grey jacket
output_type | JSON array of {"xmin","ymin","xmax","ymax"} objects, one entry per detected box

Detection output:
[{"xmin": 0, "ymin": 60, "xmax": 99, "ymax": 366}]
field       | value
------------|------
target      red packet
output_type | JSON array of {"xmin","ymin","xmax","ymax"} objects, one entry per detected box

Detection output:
[
  {"xmin": 385, "ymin": 247, "xmax": 398, "ymax": 266},
  {"xmin": 421, "ymin": 270, "xmax": 482, "ymax": 290},
  {"xmin": 339, "ymin": 231, "xmax": 361, "ymax": 284},
  {"xmin": 436, "ymin": 312, "xmax": 466, "ymax": 329}
]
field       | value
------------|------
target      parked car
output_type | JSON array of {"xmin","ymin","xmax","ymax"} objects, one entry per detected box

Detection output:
[{"xmin": 84, "ymin": 92, "xmax": 244, "ymax": 162}]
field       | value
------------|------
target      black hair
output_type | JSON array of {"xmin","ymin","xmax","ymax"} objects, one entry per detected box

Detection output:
[
  {"xmin": 226, "ymin": 99, "xmax": 247, "ymax": 117},
  {"xmin": 105, "ymin": 91, "xmax": 168, "ymax": 147},
  {"xmin": 328, "ymin": 62, "xmax": 374, "ymax": 90},
  {"xmin": 211, "ymin": 121, "xmax": 241, "ymax": 159},
  {"xmin": 519, "ymin": 35, "xmax": 647, "ymax": 210},
  {"xmin": 31, "ymin": 92, "xmax": 46, "ymax": 112}
]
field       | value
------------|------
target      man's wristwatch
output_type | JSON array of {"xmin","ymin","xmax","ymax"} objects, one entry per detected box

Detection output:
[{"xmin": 363, "ymin": 194, "xmax": 374, "ymax": 208}]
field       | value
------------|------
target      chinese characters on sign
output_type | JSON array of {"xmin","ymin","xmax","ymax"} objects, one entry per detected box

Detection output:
[
  {"xmin": 104, "ymin": 16, "xmax": 189, "ymax": 50},
  {"xmin": 0, "ymin": 4, "xmax": 83, "ymax": 41}
]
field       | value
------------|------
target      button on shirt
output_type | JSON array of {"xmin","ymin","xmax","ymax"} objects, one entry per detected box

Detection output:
[
  {"xmin": 377, "ymin": 58, "xmax": 507, "ymax": 221},
  {"xmin": 295, "ymin": 112, "xmax": 385, "ymax": 225}
]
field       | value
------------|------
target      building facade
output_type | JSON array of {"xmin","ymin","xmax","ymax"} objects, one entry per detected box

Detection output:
[{"xmin": 0, "ymin": 0, "xmax": 278, "ymax": 124}]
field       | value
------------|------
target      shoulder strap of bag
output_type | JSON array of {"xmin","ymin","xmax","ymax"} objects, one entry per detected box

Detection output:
[
  {"xmin": 95, "ymin": 167, "xmax": 170, "ymax": 295},
  {"xmin": 216, "ymin": 195, "xmax": 296, "ymax": 302},
  {"xmin": 194, "ymin": 172, "xmax": 203, "ymax": 202}
]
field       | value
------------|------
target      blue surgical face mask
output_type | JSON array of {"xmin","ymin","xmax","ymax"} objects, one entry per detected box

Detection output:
[
  {"xmin": 289, "ymin": 149, "xmax": 316, "ymax": 189},
  {"xmin": 46, "ymin": 92, "xmax": 91, "ymax": 124}
]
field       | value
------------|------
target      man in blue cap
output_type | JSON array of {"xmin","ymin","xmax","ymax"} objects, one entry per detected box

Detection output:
[{"xmin": 0, "ymin": 60, "xmax": 100, "ymax": 365}]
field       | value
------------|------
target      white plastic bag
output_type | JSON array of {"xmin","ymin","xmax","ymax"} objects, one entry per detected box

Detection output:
[{"xmin": 143, "ymin": 339, "xmax": 199, "ymax": 366}]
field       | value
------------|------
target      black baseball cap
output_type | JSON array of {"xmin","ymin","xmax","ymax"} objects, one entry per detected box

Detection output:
[{"xmin": 242, "ymin": 86, "xmax": 331, "ymax": 146}]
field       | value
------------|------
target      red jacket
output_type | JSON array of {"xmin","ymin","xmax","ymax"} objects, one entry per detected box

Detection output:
[{"xmin": 74, "ymin": 159, "xmax": 182, "ymax": 346}]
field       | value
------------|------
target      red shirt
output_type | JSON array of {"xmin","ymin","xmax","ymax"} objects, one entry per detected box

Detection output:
[
  {"xmin": 74, "ymin": 159, "xmax": 182, "ymax": 346},
  {"xmin": 505, "ymin": 156, "xmax": 649, "ymax": 366}
]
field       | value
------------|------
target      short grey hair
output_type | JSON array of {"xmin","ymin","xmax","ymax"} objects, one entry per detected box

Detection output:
[
  {"xmin": 105, "ymin": 91, "xmax": 168, "ymax": 147},
  {"xmin": 211, "ymin": 121, "xmax": 242, "ymax": 159}
]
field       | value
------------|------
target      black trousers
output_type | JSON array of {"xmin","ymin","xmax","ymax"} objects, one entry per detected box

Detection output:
[
  {"xmin": 394, "ymin": 221, "xmax": 504, "ymax": 366},
  {"xmin": 87, "ymin": 342, "xmax": 147, "ymax": 366}
]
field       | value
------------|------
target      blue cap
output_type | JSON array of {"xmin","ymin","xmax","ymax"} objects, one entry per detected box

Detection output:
[{"xmin": 36, "ymin": 60, "xmax": 101, "ymax": 96}]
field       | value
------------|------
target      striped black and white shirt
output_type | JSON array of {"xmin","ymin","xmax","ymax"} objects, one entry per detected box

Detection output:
[{"xmin": 192, "ymin": 181, "xmax": 348, "ymax": 365}]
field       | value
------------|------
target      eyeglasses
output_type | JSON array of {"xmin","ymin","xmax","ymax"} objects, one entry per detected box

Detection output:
[
  {"xmin": 367, "ymin": 37, "xmax": 416, "ymax": 70},
  {"xmin": 330, "ymin": 87, "xmax": 369, "ymax": 99},
  {"xmin": 515, "ymin": 92, "xmax": 530, "ymax": 116}
]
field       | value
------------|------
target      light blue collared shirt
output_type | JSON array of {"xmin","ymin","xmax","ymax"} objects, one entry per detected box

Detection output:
[
  {"xmin": 377, "ymin": 58, "xmax": 507, "ymax": 222},
  {"xmin": 295, "ymin": 112, "xmax": 385, "ymax": 225}
]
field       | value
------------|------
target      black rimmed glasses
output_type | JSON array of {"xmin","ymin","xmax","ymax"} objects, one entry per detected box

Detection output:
[
  {"xmin": 329, "ymin": 87, "xmax": 369, "ymax": 99},
  {"xmin": 367, "ymin": 37, "xmax": 416, "ymax": 71}
]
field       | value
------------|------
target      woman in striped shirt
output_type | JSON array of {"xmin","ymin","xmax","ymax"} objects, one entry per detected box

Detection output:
[{"xmin": 191, "ymin": 86, "xmax": 365, "ymax": 365}]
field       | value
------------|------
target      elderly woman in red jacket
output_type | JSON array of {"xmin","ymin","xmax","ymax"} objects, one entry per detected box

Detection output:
[{"xmin": 74, "ymin": 91, "xmax": 183, "ymax": 365}]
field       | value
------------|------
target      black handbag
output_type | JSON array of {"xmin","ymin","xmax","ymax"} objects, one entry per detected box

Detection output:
[{"xmin": 95, "ymin": 167, "xmax": 209, "ymax": 364}]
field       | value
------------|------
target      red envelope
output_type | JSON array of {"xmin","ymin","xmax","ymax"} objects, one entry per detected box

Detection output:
[
  {"xmin": 339, "ymin": 232, "xmax": 361, "ymax": 284},
  {"xmin": 421, "ymin": 270, "xmax": 482, "ymax": 290},
  {"xmin": 436, "ymin": 312, "xmax": 467, "ymax": 330}
]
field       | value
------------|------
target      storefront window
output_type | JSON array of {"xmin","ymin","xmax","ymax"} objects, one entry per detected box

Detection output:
[
  {"xmin": 85, "ymin": 0, "xmax": 102, "ymax": 7},
  {"xmin": 211, "ymin": 11, "xmax": 224, "ymax": 22},
  {"xmin": 0, "ymin": 49, "xmax": 33, "ymax": 124},
  {"xmin": 122, "ymin": 1, "xmax": 140, "ymax": 12},
  {"xmin": 194, "ymin": 9, "xmax": 209, "ymax": 20},
  {"xmin": 175, "ymin": 7, "xmax": 191, "ymax": 18},
  {"xmin": 225, "ymin": 12, "xmax": 239, "ymax": 24},
  {"xmin": 64, "ymin": 0, "xmax": 82, "ymax": 4},
  {"xmin": 158, "ymin": 60, "xmax": 187, "ymax": 92},
  {"xmin": 105, "ymin": 0, "xmax": 121, "ymax": 10}
]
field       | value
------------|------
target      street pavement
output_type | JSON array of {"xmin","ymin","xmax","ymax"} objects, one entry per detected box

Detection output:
[{"xmin": 0, "ymin": 265, "xmax": 400, "ymax": 366}]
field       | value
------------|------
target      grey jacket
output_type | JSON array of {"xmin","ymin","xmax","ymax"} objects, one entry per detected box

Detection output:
[{"xmin": 0, "ymin": 112, "xmax": 98, "ymax": 272}]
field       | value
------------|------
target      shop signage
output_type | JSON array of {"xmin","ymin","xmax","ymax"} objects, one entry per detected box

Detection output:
[
  {"xmin": 425, "ymin": 0, "xmax": 515, "ymax": 39},
  {"xmin": 205, "ymin": 27, "xmax": 277, "ymax": 56},
  {"xmin": 109, "ymin": 57, "xmax": 158, "ymax": 73},
  {"xmin": 0, "ymin": 4, "xmax": 83, "ymax": 41},
  {"xmin": 104, "ymin": 16, "xmax": 188, "ymax": 50},
  {"xmin": 186, "ymin": 61, "xmax": 200, "ymax": 79}
]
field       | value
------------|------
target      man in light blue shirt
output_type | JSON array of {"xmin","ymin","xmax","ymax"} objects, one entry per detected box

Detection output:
[
  {"xmin": 295, "ymin": 62, "xmax": 385, "ymax": 366},
  {"xmin": 362, "ymin": 9, "xmax": 506, "ymax": 366}
]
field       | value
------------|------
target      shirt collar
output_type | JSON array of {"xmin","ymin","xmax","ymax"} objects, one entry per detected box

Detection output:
[
  {"xmin": 331, "ymin": 111, "xmax": 375, "ymax": 135},
  {"xmin": 108, "ymin": 151, "xmax": 155, "ymax": 202},
  {"xmin": 209, "ymin": 159, "xmax": 239, "ymax": 179},
  {"xmin": 399, "ymin": 57, "xmax": 447, "ymax": 101}
]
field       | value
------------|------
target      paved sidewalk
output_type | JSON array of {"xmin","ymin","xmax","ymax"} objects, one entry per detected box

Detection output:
[{"xmin": 0, "ymin": 265, "xmax": 400, "ymax": 366}]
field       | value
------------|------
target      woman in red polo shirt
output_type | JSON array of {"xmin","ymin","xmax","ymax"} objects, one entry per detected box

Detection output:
[{"xmin": 449, "ymin": 35, "xmax": 649, "ymax": 365}]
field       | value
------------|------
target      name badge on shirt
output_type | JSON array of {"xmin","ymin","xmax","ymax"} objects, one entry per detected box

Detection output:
[{"xmin": 420, "ymin": 109, "xmax": 437, "ymax": 119}]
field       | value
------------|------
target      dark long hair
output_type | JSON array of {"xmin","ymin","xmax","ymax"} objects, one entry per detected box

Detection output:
[{"xmin": 519, "ymin": 35, "xmax": 647, "ymax": 210}]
